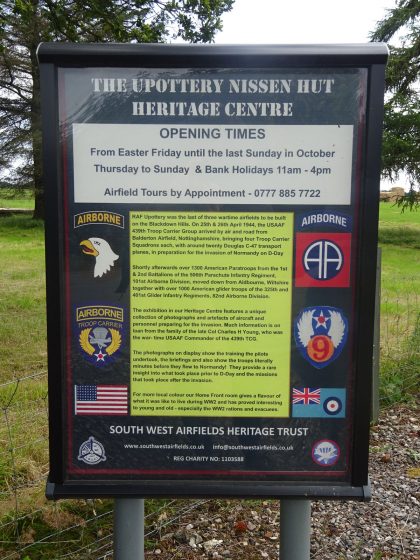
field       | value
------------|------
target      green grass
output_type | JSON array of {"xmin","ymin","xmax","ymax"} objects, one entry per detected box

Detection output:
[
  {"xmin": 379, "ymin": 226, "xmax": 420, "ymax": 248},
  {"xmin": 0, "ymin": 216, "xmax": 46, "ymax": 382},
  {"xmin": 378, "ymin": 202, "xmax": 420, "ymax": 405},
  {"xmin": 0, "ymin": 206, "xmax": 417, "ymax": 394},
  {"xmin": 0, "ymin": 499, "xmax": 113, "ymax": 559},
  {"xmin": 0, "ymin": 189, "xmax": 34, "ymax": 210},
  {"xmin": 379, "ymin": 201, "xmax": 419, "ymax": 224},
  {"xmin": 379, "ymin": 201, "xmax": 420, "ymax": 250},
  {"xmin": 0, "ymin": 216, "xmax": 47, "ymax": 542},
  {"xmin": 0, "ymin": 202, "xmax": 418, "ymax": 558}
]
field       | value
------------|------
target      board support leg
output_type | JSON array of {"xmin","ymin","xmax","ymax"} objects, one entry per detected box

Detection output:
[
  {"xmin": 280, "ymin": 499, "xmax": 311, "ymax": 559},
  {"xmin": 114, "ymin": 498, "xmax": 145, "ymax": 560}
]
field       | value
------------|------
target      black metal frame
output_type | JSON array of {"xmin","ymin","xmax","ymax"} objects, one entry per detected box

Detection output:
[{"xmin": 38, "ymin": 43, "xmax": 387, "ymax": 500}]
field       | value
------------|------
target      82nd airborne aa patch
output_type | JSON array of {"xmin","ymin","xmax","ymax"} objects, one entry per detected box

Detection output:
[
  {"xmin": 76, "ymin": 305, "xmax": 124, "ymax": 367},
  {"xmin": 294, "ymin": 306, "xmax": 348, "ymax": 369},
  {"xmin": 295, "ymin": 232, "xmax": 351, "ymax": 288}
]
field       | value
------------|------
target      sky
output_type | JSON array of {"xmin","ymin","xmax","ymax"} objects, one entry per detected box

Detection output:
[
  {"xmin": 216, "ymin": 0, "xmax": 397, "ymax": 44},
  {"xmin": 215, "ymin": 0, "xmax": 408, "ymax": 190}
]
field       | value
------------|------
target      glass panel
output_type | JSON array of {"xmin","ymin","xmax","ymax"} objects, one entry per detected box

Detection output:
[{"xmin": 58, "ymin": 66, "xmax": 367, "ymax": 483}]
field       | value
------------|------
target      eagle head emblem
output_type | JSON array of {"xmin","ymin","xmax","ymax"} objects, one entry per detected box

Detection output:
[{"xmin": 80, "ymin": 237, "xmax": 119, "ymax": 278}]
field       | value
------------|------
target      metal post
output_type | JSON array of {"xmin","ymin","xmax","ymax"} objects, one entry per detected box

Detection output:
[
  {"xmin": 114, "ymin": 498, "xmax": 144, "ymax": 560},
  {"xmin": 371, "ymin": 247, "xmax": 382, "ymax": 423},
  {"xmin": 280, "ymin": 499, "xmax": 311, "ymax": 560}
]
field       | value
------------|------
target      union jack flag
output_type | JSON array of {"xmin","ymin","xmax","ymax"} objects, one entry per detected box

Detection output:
[{"xmin": 292, "ymin": 388, "xmax": 321, "ymax": 405}]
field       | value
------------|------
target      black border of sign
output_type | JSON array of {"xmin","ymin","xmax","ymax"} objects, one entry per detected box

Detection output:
[{"xmin": 38, "ymin": 43, "xmax": 387, "ymax": 500}]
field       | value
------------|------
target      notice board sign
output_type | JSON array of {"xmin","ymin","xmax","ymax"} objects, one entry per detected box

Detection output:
[{"xmin": 38, "ymin": 43, "xmax": 387, "ymax": 499}]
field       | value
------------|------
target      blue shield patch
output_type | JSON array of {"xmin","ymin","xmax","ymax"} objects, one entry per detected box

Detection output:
[{"xmin": 294, "ymin": 306, "xmax": 348, "ymax": 369}]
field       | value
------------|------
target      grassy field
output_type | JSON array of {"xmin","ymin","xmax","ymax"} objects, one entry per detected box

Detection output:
[
  {"xmin": 0, "ymin": 201, "xmax": 418, "ymax": 558},
  {"xmin": 379, "ymin": 200, "xmax": 419, "ymax": 223},
  {"xmin": 0, "ymin": 189, "xmax": 34, "ymax": 210},
  {"xmin": 0, "ymin": 204, "xmax": 417, "ymax": 386},
  {"xmin": 0, "ymin": 216, "xmax": 46, "ymax": 382},
  {"xmin": 0, "ymin": 215, "xmax": 49, "ymax": 551},
  {"xmin": 377, "ymin": 203, "xmax": 419, "ymax": 404}
]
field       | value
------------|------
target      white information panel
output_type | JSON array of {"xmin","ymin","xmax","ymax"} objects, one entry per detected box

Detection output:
[{"xmin": 73, "ymin": 124, "xmax": 353, "ymax": 205}]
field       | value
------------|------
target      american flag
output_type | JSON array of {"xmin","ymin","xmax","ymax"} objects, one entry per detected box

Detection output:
[
  {"xmin": 75, "ymin": 385, "xmax": 128, "ymax": 415},
  {"xmin": 292, "ymin": 388, "xmax": 321, "ymax": 405}
]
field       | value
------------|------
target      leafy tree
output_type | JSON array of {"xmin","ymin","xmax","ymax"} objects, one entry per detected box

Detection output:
[
  {"xmin": 371, "ymin": 0, "xmax": 420, "ymax": 209},
  {"xmin": 0, "ymin": 0, "xmax": 234, "ymax": 218}
]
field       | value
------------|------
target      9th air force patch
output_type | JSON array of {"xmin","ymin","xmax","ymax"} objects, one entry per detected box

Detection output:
[{"xmin": 294, "ymin": 306, "xmax": 348, "ymax": 369}]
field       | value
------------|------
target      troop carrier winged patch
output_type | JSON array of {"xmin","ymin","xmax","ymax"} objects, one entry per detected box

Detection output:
[
  {"xmin": 76, "ymin": 305, "xmax": 124, "ymax": 366},
  {"xmin": 294, "ymin": 306, "xmax": 348, "ymax": 369}
]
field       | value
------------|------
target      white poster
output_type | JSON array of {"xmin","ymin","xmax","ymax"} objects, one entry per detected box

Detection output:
[{"xmin": 73, "ymin": 124, "xmax": 353, "ymax": 205}]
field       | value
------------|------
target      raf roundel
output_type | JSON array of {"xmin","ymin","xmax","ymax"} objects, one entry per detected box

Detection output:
[{"xmin": 323, "ymin": 396, "xmax": 343, "ymax": 415}]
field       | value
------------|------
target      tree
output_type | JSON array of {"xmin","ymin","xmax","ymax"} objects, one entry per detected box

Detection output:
[
  {"xmin": 370, "ymin": 0, "xmax": 420, "ymax": 209},
  {"xmin": 0, "ymin": 0, "xmax": 234, "ymax": 219}
]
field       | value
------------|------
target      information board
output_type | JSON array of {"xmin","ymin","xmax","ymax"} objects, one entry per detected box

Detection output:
[{"xmin": 39, "ymin": 44, "xmax": 387, "ymax": 499}]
